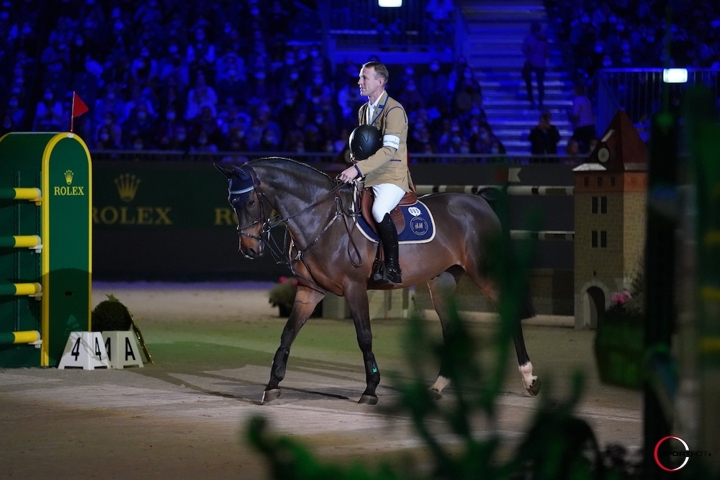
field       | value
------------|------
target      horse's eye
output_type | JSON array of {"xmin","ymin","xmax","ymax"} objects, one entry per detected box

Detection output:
[{"xmin": 247, "ymin": 198, "xmax": 255, "ymax": 206}]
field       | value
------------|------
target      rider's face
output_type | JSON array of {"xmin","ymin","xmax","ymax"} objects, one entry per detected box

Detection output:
[{"xmin": 358, "ymin": 66, "xmax": 382, "ymax": 99}]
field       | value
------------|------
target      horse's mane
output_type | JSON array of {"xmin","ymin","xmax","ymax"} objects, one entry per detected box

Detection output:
[{"xmin": 248, "ymin": 156, "xmax": 333, "ymax": 183}]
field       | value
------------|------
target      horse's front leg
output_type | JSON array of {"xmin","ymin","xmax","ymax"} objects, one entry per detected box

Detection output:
[
  {"xmin": 262, "ymin": 285, "xmax": 325, "ymax": 404},
  {"xmin": 345, "ymin": 286, "xmax": 380, "ymax": 405}
]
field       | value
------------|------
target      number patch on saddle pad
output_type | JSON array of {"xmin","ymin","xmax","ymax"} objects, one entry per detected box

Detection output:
[{"xmin": 358, "ymin": 201, "xmax": 436, "ymax": 244}]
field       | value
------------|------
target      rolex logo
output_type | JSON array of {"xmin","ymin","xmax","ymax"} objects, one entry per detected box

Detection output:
[
  {"xmin": 114, "ymin": 173, "xmax": 141, "ymax": 202},
  {"xmin": 64, "ymin": 170, "xmax": 74, "ymax": 185}
]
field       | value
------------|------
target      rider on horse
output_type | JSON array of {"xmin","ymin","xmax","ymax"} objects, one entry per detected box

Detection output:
[{"xmin": 339, "ymin": 61, "xmax": 414, "ymax": 286}]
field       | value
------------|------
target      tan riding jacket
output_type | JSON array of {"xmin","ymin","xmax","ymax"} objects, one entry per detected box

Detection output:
[{"xmin": 356, "ymin": 91, "xmax": 412, "ymax": 192}]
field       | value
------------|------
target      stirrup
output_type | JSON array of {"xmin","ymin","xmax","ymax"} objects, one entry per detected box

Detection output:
[
  {"xmin": 384, "ymin": 266, "xmax": 402, "ymax": 285},
  {"xmin": 371, "ymin": 260, "xmax": 385, "ymax": 282},
  {"xmin": 374, "ymin": 265, "xmax": 402, "ymax": 286}
]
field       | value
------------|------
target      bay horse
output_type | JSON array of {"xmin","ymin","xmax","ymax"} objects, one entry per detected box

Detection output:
[{"xmin": 215, "ymin": 157, "xmax": 541, "ymax": 405}]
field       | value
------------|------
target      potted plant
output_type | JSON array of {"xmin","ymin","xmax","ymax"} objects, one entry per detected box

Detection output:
[
  {"xmin": 594, "ymin": 273, "xmax": 645, "ymax": 390},
  {"xmin": 268, "ymin": 277, "xmax": 322, "ymax": 318}
]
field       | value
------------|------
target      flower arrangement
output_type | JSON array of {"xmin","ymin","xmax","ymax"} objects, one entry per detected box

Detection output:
[
  {"xmin": 268, "ymin": 277, "xmax": 297, "ymax": 316},
  {"xmin": 608, "ymin": 289, "xmax": 633, "ymax": 313},
  {"xmin": 607, "ymin": 271, "xmax": 645, "ymax": 316}
]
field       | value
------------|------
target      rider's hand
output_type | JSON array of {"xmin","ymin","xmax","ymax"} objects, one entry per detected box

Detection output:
[{"xmin": 338, "ymin": 166, "xmax": 359, "ymax": 183}]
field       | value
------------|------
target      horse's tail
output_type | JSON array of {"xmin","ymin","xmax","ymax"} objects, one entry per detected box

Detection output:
[
  {"xmin": 476, "ymin": 186, "xmax": 536, "ymax": 320},
  {"xmin": 475, "ymin": 186, "xmax": 499, "ymax": 208},
  {"xmin": 521, "ymin": 288, "xmax": 536, "ymax": 320}
]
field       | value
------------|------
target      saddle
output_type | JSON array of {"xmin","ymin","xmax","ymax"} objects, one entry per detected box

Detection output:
[{"xmin": 359, "ymin": 187, "xmax": 418, "ymax": 235}]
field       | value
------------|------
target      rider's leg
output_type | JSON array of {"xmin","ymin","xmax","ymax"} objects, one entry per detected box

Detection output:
[
  {"xmin": 374, "ymin": 213, "xmax": 401, "ymax": 284},
  {"xmin": 371, "ymin": 184, "xmax": 405, "ymax": 285}
]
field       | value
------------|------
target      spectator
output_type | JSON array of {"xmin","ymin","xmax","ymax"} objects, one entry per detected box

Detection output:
[
  {"xmin": 95, "ymin": 111, "xmax": 123, "ymax": 149},
  {"xmin": 33, "ymin": 88, "xmax": 64, "ymax": 131},
  {"xmin": 0, "ymin": 112, "xmax": 16, "ymax": 136},
  {"xmin": 186, "ymin": 27, "xmax": 216, "ymax": 82},
  {"xmin": 568, "ymin": 83, "xmax": 596, "ymax": 153},
  {"xmin": 452, "ymin": 70, "xmax": 483, "ymax": 119},
  {"xmin": 425, "ymin": 0, "xmax": 455, "ymax": 46},
  {"xmin": 215, "ymin": 61, "xmax": 247, "ymax": 105},
  {"xmin": 473, "ymin": 125, "xmax": 499, "ymax": 155},
  {"xmin": 247, "ymin": 69, "xmax": 277, "ymax": 108},
  {"xmin": 129, "ymin": 45, "xmax": 158, "ymax": 88},
  {"xmin": 155, "ymin": 107, "xmax": 185, "ymax": 150},
  {"xmin": 158, "ymin": 42, "xmax": 190, "ymax": 91},
  {"xmin": 94, "ymin": 125, "xmax": 116, "ymax": 150},
  {"xmin": 93, "ymin": 84, "xmax": 126, "ymax": 128},
  {"xmin": 420, "ymin": 58, "xmax": 449, "ymax": 111},
  {"xmin": 259, "ymin": 126, "xmax": 281, "ymax": 151},
  {"xmin": 446, "ymin": 55, "xmax": 469, "ymax": 94},
  {"xmin": 69, "ymin": 33, "xmax": 89, "ymax": 75},
  {"xmin": 185, "ymin": 71, "xmax": 217, "ymax": 120},
  {"xmin": 397, "ymin": 79, "xmax": 425, "ymax": 112},
  {"xmin": 123, "ymin": 101, "xmax": 156, "ymax": 148},
  {"xmin": 521, "ymin": 22, "xmax": 549, "ymax": 109},
  {"xmin": 529, "ymin": 111, "xmax": 561, "ymax": 158},
  {"xmin": 564, "ymin": 138, "xmax": 581, "ymax": 165},
  {"xmin": 223, "ymin": 123, "xmax": 250, "ymax": 152},
  {"xmin": 5, "ymin": 94, "xmax": 24, "ymax": 126},
  {"xmin": 190, "ymin": 130, "xmax": 219, "ymax": 153},
  {"xmin": 188, "ymin": 105, "xmax": 222, "ymax": 147},
  {"xmin": 168, "ymin": 125, "xmax": 191, "ymax": 151},
  {"xmin": 337, "ymin": 75, "xmax": 363, "ymax": 121}
]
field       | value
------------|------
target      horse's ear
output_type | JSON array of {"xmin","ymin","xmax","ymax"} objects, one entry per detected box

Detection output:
[{"xmin": 214, "ymin": 163, "xmax": 233, "ymax": 178}]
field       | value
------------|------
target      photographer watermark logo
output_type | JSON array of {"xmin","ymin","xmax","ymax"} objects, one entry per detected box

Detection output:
[{"xmin": 654, "ymin": 435, "xmax": 711, "ymax": 472}]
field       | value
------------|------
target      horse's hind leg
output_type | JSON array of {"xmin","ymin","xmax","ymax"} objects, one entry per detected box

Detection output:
[
  {"xmin": 426, "ymin": 269, "xmax": 464, "ymax": 399},
  {"xmin": 513, "ymin": 323, "xmax": 541, "ymax": 396},
  {"xmin": 262, "ymin": 285, "xmax": 325, "ymax": 404},
  {"xmin": 473, "ymin": 275, "xmax": 541, "ymax": 396}
]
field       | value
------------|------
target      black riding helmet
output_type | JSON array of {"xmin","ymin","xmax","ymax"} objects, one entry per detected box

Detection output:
[{"xmin": 349, "ymin": 125, "xmax": 382, "ymax": 160}]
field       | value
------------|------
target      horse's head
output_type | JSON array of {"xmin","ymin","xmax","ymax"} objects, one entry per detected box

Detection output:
[{"xmin": 214, "ymin": 163, "xmax": 265, "ymax": 259}]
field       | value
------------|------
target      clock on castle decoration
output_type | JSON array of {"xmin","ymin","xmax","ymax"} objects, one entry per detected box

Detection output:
[{"xmin": 587, "ymin": 110, "xmax": 647, "ymax": 172}]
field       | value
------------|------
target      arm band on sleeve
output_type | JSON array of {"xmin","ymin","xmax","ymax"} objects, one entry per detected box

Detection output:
[{"xmin": 383, "ymin": 134, "xmax": 400, "ymax": 149}]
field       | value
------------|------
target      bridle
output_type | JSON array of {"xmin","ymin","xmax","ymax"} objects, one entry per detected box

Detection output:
[
  {"xmin": 232, "ymin": 183, "xmax": 266, "ymax": 244},
  {"xmin": 230, "ymin": 170, "xmax": 363, "ymax": 293}
]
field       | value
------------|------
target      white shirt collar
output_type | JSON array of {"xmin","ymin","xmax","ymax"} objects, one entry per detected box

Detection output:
[{"xmin": 367, "ymin": 91, "xmax": 386, "ymax": 123}]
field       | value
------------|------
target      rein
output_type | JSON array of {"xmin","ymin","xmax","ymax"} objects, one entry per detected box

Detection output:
[{"xmin": 254, "ymin": 180, "xmax": 363, "ymax": 293}]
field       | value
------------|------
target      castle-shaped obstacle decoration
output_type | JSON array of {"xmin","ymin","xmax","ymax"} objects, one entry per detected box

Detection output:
[
  {"xmin": 0, "ymin": 132, "xmax": 92, "ymax": 367},
  {"xmin": 573, "ymin": 111, "xmax": 647, "ymax": 329}
]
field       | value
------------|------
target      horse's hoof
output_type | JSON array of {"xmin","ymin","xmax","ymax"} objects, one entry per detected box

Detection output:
[
  {"xmin": 428, "ymin": 387, "xmax": 443, "ymax": 400},
  {"xmin": 358, "ymin": 394, "xmax": 378, "ymax": 405},
  {"xmin": 526, "ymin": 378, "xmax": 542, "ymax": 396},
  {"xmin": 261, "ymin": 389, "xmax": 281, "ymax": 404}
]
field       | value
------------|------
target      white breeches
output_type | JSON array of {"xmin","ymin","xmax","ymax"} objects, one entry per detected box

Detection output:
[{"xmin": 371, "ymin": 183, "xmax": 406, "ymax": 223}]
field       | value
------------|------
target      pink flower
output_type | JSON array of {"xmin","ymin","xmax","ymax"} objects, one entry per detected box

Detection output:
[
  {"xmin": 611, "ymin": 290, "xmax": 632, "ymax": 307},
  {"xmin": 279, "ymin": 276, "xmax": 288, "ymax": 283}
]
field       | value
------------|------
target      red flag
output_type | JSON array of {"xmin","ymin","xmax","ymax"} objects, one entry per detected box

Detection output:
[{"xmin": 72, "ymin": 92, "xmax": 89, "ymax": 118}]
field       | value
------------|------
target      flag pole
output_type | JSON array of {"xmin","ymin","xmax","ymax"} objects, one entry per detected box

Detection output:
[{"xmin": 71, "ymin": 92, "xmax": 77, "ymax": 133}]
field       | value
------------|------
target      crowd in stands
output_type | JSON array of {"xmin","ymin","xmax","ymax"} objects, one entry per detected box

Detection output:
[
  {"xmin": 0, "ymin": 0, "xmax": 505, "ymax": 162},
  {"xmin": 1, "ymin": 0, "xmax": 713, "ymax": 162},
  {"xmin": 546, "ymin": 0, "xmax": 720, "ymax": 82}
]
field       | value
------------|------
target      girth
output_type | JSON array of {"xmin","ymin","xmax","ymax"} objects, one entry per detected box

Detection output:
[{"xmin": 359, "ymin": 187, "xmax": 418, "ymax": 234}]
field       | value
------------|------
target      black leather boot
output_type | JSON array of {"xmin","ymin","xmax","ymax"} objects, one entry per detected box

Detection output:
[{"xmin": 372, "ymin": 213, "xmax": 402, "ymax": 286}]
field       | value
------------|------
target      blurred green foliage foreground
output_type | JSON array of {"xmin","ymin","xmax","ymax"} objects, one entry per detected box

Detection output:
[{"xmin": 241, "ymin": 188, "xmax": 709, "ymax": 480}]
